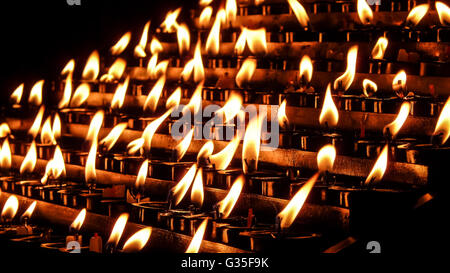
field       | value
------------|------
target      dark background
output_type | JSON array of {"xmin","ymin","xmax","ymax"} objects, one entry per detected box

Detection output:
[{"xmin": 0, "ymin": 0, "xmax": 196, "ymax": 103}]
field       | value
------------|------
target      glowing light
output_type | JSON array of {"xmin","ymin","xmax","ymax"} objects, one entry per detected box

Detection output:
[
  {"xmin": 236, "ymin": 58, "xmax": 257, "ymax": 88},
  {"xmin": 436, "ymin": 2, "xmax": 450, "ymax": 25},
  {"xmin": 357, "ymin": 0, "xmax": 373, "ymax": 24},
  {"xmin": 242, "ymin": 115, "xmax": 262, "ymax": 174},
  {"xmin": 10, "ymin": 83, "xmax": 24, "ymax": 104},
  {"xmin": 372, "ymin": 37, "xmax": 388, "ymax": 60},
  {"xmin": 135, "ymin": 160, "xmax": 148, "ymax": 189},
  {"xmin": 406, "ymin": 4, "xmax": 429, "ymax": 26},
  {"xmin": 177, "ymin": 24, "xmax": 190, "ymax": 55},
  {"xmin": 28, "ymin": 80, "xmax": 44, "ymax": 106},
  {"xmin": 143, "ymin": 76, "xmax": 165, "ymax": 113},
  {"xmin": 362, "ymin": 79, "xmax": 378, "ymax": 97},
  {"xmin": 175, "ymin": 128, "xmax": 194, "ymax": 161},
  {"xmin": 319, "ymin": 84, "xmax": 339, "ymax": 127},
  {"xmin": 1, "ymin": 195, "xmax": 19, "ymax": 220},
  {"xmin": 333, "ymin": 46, "xmax": 358, "ymax": 92},
  {"xmin": 191, "ymin": 167, "xmax": 204, "ymax": 208},
  {"xmin": 210, "ymin": 135, "xmax": 240, "ymax": 170},
  {"xmin": 20, "ymin": 141, "xmax": 37, "ymax": 174},
  {"xmin": 171, "ymin": 164, "xmax": 197, "ymax": 206},
  {"xmin": 365, "ymin": 145, "xmax": 388, "ymax": 185},
  {"xmin": 317, "ymin": 144, "xmax": 336, "ymax": 173},
  {"xmin": 134, "ymin": 21, "xmax": 151, "ymax": 58},
  {"xmin": 99, "ymin": 123, "xmax": 128, "ymax": 151},
  {"xmin": 216, "ymin": 175, "xmax": 244, "ymax": 218},
  {"xmin": 278, "ymin": 99, "xmax": 289, "ymax": 130},
  {"xmin": 110, "ymin": 32, "xmax": 132, "ymax": 55},
  {"xmin": 70, "ymin": 209, "xmax": 86, "ymax": 232},
  {"xmin": 433, "ymin": 97, "xmax": 450, "ymax": 145},
  {"xmin": 107, "ymin": 213, "xmax": 129, "ymax": 247},
  {"xmin": 122, "ymin": 227, "xmax": 152, "ymax": 253},
  {"xmin": 28, "ymin": 106, "xmax": 45, "ymax": 139},
  {"xmin": 82, "ymin": 51, "xmax": 100, "ymax": 81},
  {"xmin": 70, "ymin": 83, "xmax": 90, "ymax": 108},
  {"xmin": 0, "ymin": 139, "xmax": 12, "ymax": 171},
  {"xmin": 111, "ymin": 77, "xmax": 130, "ymax": 110},
  {"xmin": 287, "ymin": 0, "xmax": 310, "ymax": 28},
  {"xmin": 186, "ymin": 219, "xmax": 208, "ymax": 253}
]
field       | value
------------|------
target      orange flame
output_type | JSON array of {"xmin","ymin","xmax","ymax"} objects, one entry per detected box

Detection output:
[
  {"xmin": 82, "ymin": 51, "xmax": 100, "ymax": 81},
  {"xmin": 21, "ymin": 201, "xmax": 37, "ymax": 219},
  {"xmin": 161, "ymin": 8, "xmax": 181, "ymax": 33},
  {"xmin": 191, "ymin": 167, "xmax": 204, "ymax": 208},
  {"xmin": 372, "ymin": 36, "xmax": 388, "ymax": 60},
  {"xmin": 199, "ymin": 6, "xmax": 213, "ymax": 28},
  {"xmin": 392, "ymin": 70, "xmax": 407, "ymax": 95},
  {"xmin": 135, "ymin": 160, "xmax": 148, "ymax": 189},
  {"xmin": 299, "ymin": 55, "xmax": 313, "ymax": 84},
  {"xmin": 61, "ymin": 59, "xmax": 75, "ymax": 75},
  {"xmin": 206, "ymin": 9, "xmax": 226, "ymax": 55},
  {"xmin": 172, "ymin": 164, "xmax": 197, "ymax": 206},
  {"xmin": 142, "ymin": 109, "xmax": 173, "ymax": 152},
  {"xmin": 85, "ymin": 141, "xmax": 98, "ymax": 184},
  {"xmin": 40, "ymin": 116, "xmax": 56, "ymax": 145},
  {"xmin": 0, "ymin": 139, "xmax": 11, "ymax": 171},
  {"xmin": 111, "ymin": 77, "xmax": 130, "ymax": 110},
  {"xmin": 365, "ymin": 145, "xmax": 388, "ymax": 185},
  {"xmin": 406, "ymin": 4, "xmax": 429, "ymax": 26},
  {"xmin": 134, "ymin": 21, "xmax": 151, "ymax": 58},
  {"xmin": 28, "ymin": 106, "xmax": 45, "ymax": 139},
  {"xmin": 217, "ymin": 93, "xmax": 243, "ymax": 123},
  {"xmin": 28, "ymin": 80, "xmax": 44, "ymax": 106},
  {"xmin": 166, "ymin": 87, "xmax": 182, "ymax": 109},
  {"xmin": 10, "ymin": 83, "xmax": 24, "ymax": 104},
  {"xmin": 197, "ymin": 141, "xmax": 214, "ymax": 164},
  {"xmin": 59, "ymin": 73, "xmax": 72, "ymax": 108},
  {"xmin": 122, "ymin": 227, "xmax": 152, "ymax": 252},
  {"xmin": 433, "ymin": 97, "xmax": 450, "ymax": 145},
  {"xmin": 1, "ymin": 195, "xmax": 19, "ymax": 220},
  {"xmin": 175, "ymin": 128, "xmax": 194, "ymax": 161},
  {"xmin": 177, "ymin": 24, "xmax": 191, "ymax": 55},
  {"xmin": 70, "ymin": 83, "xmax": 90, "ymax": 108},
  {"xmin": 210, "ymin": 135, "xmax": 240, "ymax": 170},
  {"xmin": 181, "ymin": 41, "xmax": 205, "ymax": 83},
  {"xmin": 70, "ymin": 208, "xmax": 86, "ymax": 232},
  {"xmin": 383, "ymin": 101, "xmax": 410, "ymax": 138},
  {"xmin": 86, "ymin": 110, "xmax": 104, "ymax": 143},
  {"xmin": 333, "ymin": 46, "xmax": 358, "ymax": 92},
  {"xmin": 52, "ymin": 114, "xmax": 61, "ymax": 141},
  {"xmin": 20, "ymin": 141, "xmax": 37, "ymax": 174},
  {"xmin": 319, "ymin": 84, "xmax": 339, "ymax": 127},
  {"xmin": 278, "ymin": 99, "xmax": 289, "ymax": 129},
  {"xmin": 216, "ymin": 175, "xmax": 244, "ymax": 218},
  {"xmin": 362, "ymin": 79, "xmax": 378, "ymax": 97},
  {"xmin": 287, "ymin": 0, "xmax": 310, "ymax": 28},
  {"xmin": 101, "ymin": 58, "xmax": 127, "ymax": 82},
  {"xmin": 235, "ymin": 27, "xmax": 267, "ymax": 55},
  {"xmin": 186, "ymin": 218, "xmax": 208, "ymax": 253},
  {"xmin": 41, "ymin": 145, "xmax": 66, "ymax": 184},
  {"xmin": 184, "ymin": 83, "xmax": 203, "ymax": 116},
  {"xmin": 357, "ymin": 0, "xmax": 373, "ymax": 24},
  {"xmin": 242, "ymin": 114, "xmax": 263, "ymax": 174},
  {"xmin": 277, "ymin": 173, "xmax": 319, "ymax": 229},
  {"xmin": 107, "ymin": 213, "xmax": 129, "ymax": 247},
  {"xmin": 110, "ymin": 32, "xmax": 132, "ymax": 55},
  {"xmin": 199, "ymin": 0, "xmax": 213, "ymax": 6},
  {"xmin": 225, "ymin": 0, "xmax": 237, "ymax": 24},
  {"xmin": 236, "ymin": 58, "xmax": 257, "ymax": 88},
  {"xmin": 0, "ymin": 123, "xmax": 11, "ymax": 138},
  {"xmin": 99, "ymin": 123, "xmax": 127, "ymax": 151},
  {"xmin": 144, "ymin": 76, "xmax": 165, "ymax": 112},
  {"xmin": 150, "ymin": 37, "xmax": 163, "ymax": 55},
  {"xmin": 436, "ymin": 2, "xmax": 450, "ymax": 25},
  {"xmin": 317, "ymin": 144, "xmax": 336, "ymax": 173}
]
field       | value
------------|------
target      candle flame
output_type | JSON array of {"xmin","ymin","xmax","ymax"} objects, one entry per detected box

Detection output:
[
  {"xmin": 175, "ymin": 128, "xmax": 194, "ymax": 161},
  {"xmin": 177, "ymin": 24, "xmax": 191, "ymax": 55},
  {"xmin": 287, "ymin": 0, "xmax": 310, "ymax": 28},
  {"xmin": 82, "ymin": 51, "xmax": 100, "ymax": 81},
  {"xmin": 216, "ymin": 175, "xmax": 244, "ymax": 219},
  {"xmin": 0, "ymin": 139, "xmax": 11, "ymax": 171},
  {"xmin": 278, "ymin": 99, "xmax": 289, "ymax": 129},
  {"xmin": 278, "ymin": 173, "xmax": 319, "ymax": 229},
  {"xmin": 86, "ymin": 110, "xmax": 104, "ymax": 143},
  {"xmin": 242, "ymin": 114, "xmax": 263, "ymax": 174},
  {"xmin": 161, "ymin": 8, "xmax": 181, "ymax": 33},
  {"xmin": 166, "ymin": 87, "xmax": 182, "ymax": 109},
  {"xmin": 357, "ymin": 0, "xmax": 373, "ymax": 24},
  {"xmin": 186, "ymin": 218, "xmax": 208, "ymax": 253},
  {"xmin": 21, "ymin": 201, "xmax": 37, "ymax": 219},
  {"xmin": 317, "ymin": 144, "xmax": 336, "ymax": 173},
  {"xmin": 383, "ymin": 102, "xmax": 410, "ymax": 138},
  {"xmin": 181, "ymin": 41, "xmax": 205, "ymax": 83},
  {"xmin": 28, "ymin": 80, "xmax": 44, "ymax": 106},
  {"xmin": 210, "ymin": 135, "xmax": 240, "ymax": 170},
  {"xmin": 85, "ymin": 141, "xmax": 97, "ymax": 184},
  {"xmin": 53, "ymin": 113, "xmax": 62, "ymax": 141},
  {"xmin": 371, "ymin": 36, "xmax": 388, "ymax": 60},
  {"xmin": 111, "ymin": 77, "xmax": 130, "ymax": 110},
  {"xmin": 191, "ymin": 167, "xmax": 204, "ymax": 208},
  {"xmin": 392, "ymin": 70, "xmax": 407, "ymax": 96},
  {"xmin": 150, "ymin": 37, "xmax": 163, "ymax": 55},
  {"xmin": 299, "ymin": 55, "xmax": 313, "ymax": 84},
  {"xmin": 362, "ymin": 79, "xmax": 378, "ymax": 97},
  {"xmin": 184, "ymin": 83, "xmax": 203, "ymax": 116},
  {"xmin": 28, "ymin": 106, "xmax": 45, "ymax": 139},
  {"xmin": 110, "ymin": 31, "xmax": 132, "ymax": 55},
  {"xmin": 59, "ymin": 73, "xmax": 72, "ymax": 108},
  {"xmin": 135, "ymin": 160, "xmax": 148, "ymax": 189},
  {"xmin": 20, "ymin": 141, "xmax": 37, "ymax": 174},
  {"xmin": 406, "ymin": 4, "xmax": 429, "ymax": 26},
  {"xmin": 199, "ymin": 6, "xmax": 213, "ymax": 28},
  {"xmin": 225, "ymin": 0, "xmax": 237, "ymax": 24},
  {"xmin": 217, "ymin": 93, "xmax": 243, "ymax": 123},
  {"xmin": 172, "ymin": 164, "xmax": 197, "ymax": 206},
  {"xmin": 206, "ymin": 9, "xmax": 226, "ymax": 55},
  {"xmin": 333, "ymin": 45, "xmax": 358, "ymax": 92},
  {"xmin": 107, "ymin": 213, "xmax": 129, "ymax": 247},
  {"xmin": 10, "ymin": 83, "xmax": 24, "ymax": 104},
  {"xmin": 70, "ymin": 83, "xmax": 90, "ymax": 108},
  {"xmin": 144, "ymin": 75, "xmax": 165, "ymax": 112},
  {"xmin": 134, "ymin": 21, "xmax": 151, "ymax": 58},
  {"xmin": 101, "ymin": 58, "xmax": 127, "ymax": 82},
  {"xmin": 142, "ymin": 109, "xmax": 173, "ymax": 153},
  {"xmin": 197, "ymin": 141, "xmax": 214, "ymax": 165},
  {"xmin": 199, "ymin": 0, "xmax": 213, "ymax": 6},
  {"xmin": 365, "ymin": 145, "xmax": 388, "ymax": 185},
  {"xmin": 70, "ymin": 208, "xmax": 86, "ymax": 232},
  {"xmin": 433, "ymin": 97, "xmax": 450, "ymax": 145},
  {"xmin": 122, "ymin": 227, "xmax": 152, "ymax": 253},
  {"xmin": 61, "ymin": 59, "xmax": 75, "ymax": 75},
  {"xmin": 436, "ymin": 2, "xmax": 450, "ymax": 25},
  {"xmin": 41, "ymin": 145, "xmax": 66, "ymax": 184},
  {"xmin": 40, "ymin": 116, "xmax": 56, "ymax": 145},
  {"xmin": 99, "ymin": 123, "xmax": 127, "ymax": 151},
  {"xmin": 236, "ymin": 58, "xmax": 257, "ymax": 88},
  {"xmin": 0, "ymin": 123, "xmax": 11, "ymax": 138},
  {"xmin": 1, "ymin": 195, "xmax": 19, "ymax": 220},
  {"xmin": 319, "ymin": 84, "xmax": 339, "ymax": 127},
  {"xmin": 235, "ymin": 27, "xmax": 267, "ymax": 55}
]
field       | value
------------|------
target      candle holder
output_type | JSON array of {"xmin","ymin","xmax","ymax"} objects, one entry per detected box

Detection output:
[
  {"xmin": 149, "ymin": 160, "xmax": 193, "ymax": 181},
  {"xmin": 131, "ymin": 201, "xmax": 168, "ymax": 226},
  {"xmin": 0, "ymin": 176, "xmax": 16, "ymax": 193},
  {"xmin": 16, "ymin": 180, "xmax": 41, "ymax": 198}
]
